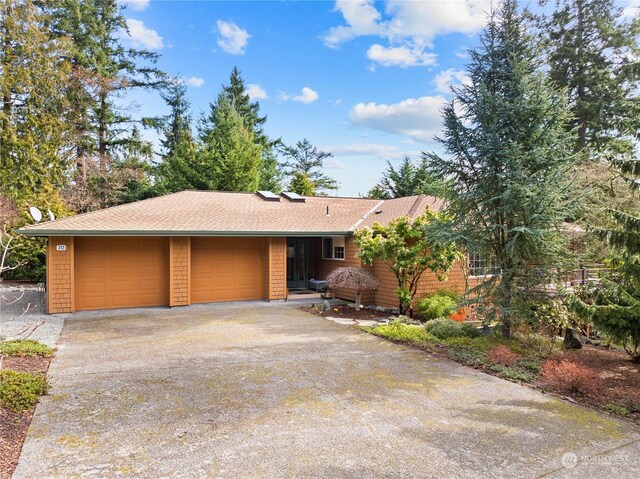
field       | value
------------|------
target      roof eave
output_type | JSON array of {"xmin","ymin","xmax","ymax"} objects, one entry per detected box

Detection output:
[{"xmin": 17, "ymin": 229, "xmax": 354, "ymax": 238}]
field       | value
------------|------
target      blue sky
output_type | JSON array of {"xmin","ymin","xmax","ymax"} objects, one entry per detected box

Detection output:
[{"xmin": 118, "ymin": 0, "xmax": 639, "ymax": 196}]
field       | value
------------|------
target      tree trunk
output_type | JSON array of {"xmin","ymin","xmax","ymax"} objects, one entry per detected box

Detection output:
[{"xmin": 501, "ymin": 279, "xmax": 512, "ymax": 339}]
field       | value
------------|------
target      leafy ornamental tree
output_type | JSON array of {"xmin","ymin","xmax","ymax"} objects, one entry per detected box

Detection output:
[
  {"xmin": 425, "ymin": 0, "xmax": 577, "ymax": 338},
  {"xmin": 354, "ymin": 211, "xmax": 460, "ymax": 316},
  {"xmin": 567, "ymin": 157, "xmax": 640, "ymax": 362},
  {"xmin": 198, "ymin": 96, "xmax": 262, "ymax": 191},
  {"xmin": 326, "ymin": 267, "xmax": 379, "ymax": 311},
  {"xmin": 367, "ymin": 156, "xmax": 450, "ymax": 199},
  {"xmin": 538, "ymin": 0, "xmax": 640, "ymax": 161},
  {"xmin": 280, "ymin": 139, "xmax": 338, "ymax": 195}
]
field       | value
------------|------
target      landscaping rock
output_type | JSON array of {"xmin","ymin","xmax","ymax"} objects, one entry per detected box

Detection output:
[
  {"xmin": 355, "ymin": 319, "xmax": 379, "ymax": 327},
  {"xmin": 563, "ymin": 328, "xmax": 586, "ymax": 349}
]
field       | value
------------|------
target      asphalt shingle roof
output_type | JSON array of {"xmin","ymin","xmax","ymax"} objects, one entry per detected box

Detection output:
[{"xmin": 19, "ymin": 191, "xmax": 443, "ymax": 237}]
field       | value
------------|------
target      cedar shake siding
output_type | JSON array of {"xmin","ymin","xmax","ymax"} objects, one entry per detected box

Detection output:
[
  {"xmin": 20, "ymin": 191, "xmax": 472, "ymax": 314},
  {"xmin": 47, "ymin": 237, "xmax": 74, "ymax": 314},
  {"xmin": 169, "ymin": 237, "xmax": 191, "ymax": 307}
]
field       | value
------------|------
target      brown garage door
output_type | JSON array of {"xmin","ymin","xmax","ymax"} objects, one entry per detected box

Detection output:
[
  {"xmin": 75, "ymin": 237, "xmax": 169, "ymax": 311},
  {"xmin": 191, "ymin": 237, "xmax": 264, "ymax": 303}
]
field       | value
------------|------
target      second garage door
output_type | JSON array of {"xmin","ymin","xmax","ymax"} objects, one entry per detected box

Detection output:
[
  {"xmin": 191, "ymin": 237, "xmax": 264, "ymax": 303},
  {"xmin": 74, "ymin": 237, "xmax": 169, "ymax": 311}
]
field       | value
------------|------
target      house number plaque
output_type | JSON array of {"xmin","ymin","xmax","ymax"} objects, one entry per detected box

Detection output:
[{"xmin": 56, "ymin": 245, "xmax": 67, "ymax": 252}]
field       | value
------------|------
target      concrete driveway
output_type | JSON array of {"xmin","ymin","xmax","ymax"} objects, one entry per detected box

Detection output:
[{"xmin": 14, "ymin": 303, "xmax": 639, "ymax": 478}]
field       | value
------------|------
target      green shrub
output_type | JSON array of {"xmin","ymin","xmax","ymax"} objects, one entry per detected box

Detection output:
[
  {"xmin": 372, "ymin": 322, "xmax": 436, "ymax": 345},
  {"xmin": 424, "ymin": 318, "xmax": 480, "ymax": 339},
  {"xmin": 0, "ymin": 340, "xmax": 53, "ymax": 356},
  {"xmin": 416, "ymin": 290, "xmax": 459, "ymax": 320},
  {"xmin": 0, "ymin": 370, "xmax": 48, "ymax": 412}
]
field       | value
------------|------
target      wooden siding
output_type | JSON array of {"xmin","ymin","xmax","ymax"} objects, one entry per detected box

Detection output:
[
  {"xmin": 268, "ymin": 237, "xmax": 287, "ymax": 300},
  {"xmin": 47, "ymin": 237, "xmax": 74, "ymax": 314},
  {"xmin": 169, "ymin": 237, "xmax": 191, "ymax": 307}
]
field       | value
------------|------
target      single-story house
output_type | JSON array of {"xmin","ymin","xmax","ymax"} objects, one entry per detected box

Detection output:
[{"xmin": 19, "ymin": 190, "xmax": 474, "ymax": 314}]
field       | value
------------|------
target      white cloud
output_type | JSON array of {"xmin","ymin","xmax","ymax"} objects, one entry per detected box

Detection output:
[
  {"xmin": 349, "ymin": 95, "xmax": 447, "ymax": 142},
  {"xmin": 623, "ymin": 0, "xmax": 640, "ymax": 18},
  {"xmin": 216, "ymin": 20, "xmax": 250, "ymax": 55},
  {"xmin": 125, "ymin": 19, "xmax": 163, "ymax": 50},
  {"xmin": 184, "ymin": 76, "xmax": 205, "ymax": 88},
  {"xmin": 118, "ymin": 0, "xmax": 150, "ymax": 12},
  {"xmin": 367, "ymin": 44, "xmax": 436, "ymax": 68},
  {"xmin": 324, "ymin": 158, "xmax": 347, "ymax": 169},
  {"xmin": 434, "ymin": 68, "xmax": 471, "ymax": 93},
  {"xmin": 280, "ymin": 87, "xmax": 319, "ymax": 104},
  {"xmin": 246, "ymin": 84, "xmax": 268, "ymax": 100},
  {"xmin": 324, "ymin": 0, "xmax": 490, "ymax": 68},
  {"xmin": 293, "ymin": 87, "xmax": 319, "ymax": 104},
  {"xmin": 323, "ymin": 143, "xmax": 404, "ymax": 160}
]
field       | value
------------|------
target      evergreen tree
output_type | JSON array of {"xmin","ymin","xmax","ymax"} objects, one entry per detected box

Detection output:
[
  {"xmin": 426, "ymin": 0, "xmax": 576, "ymax": 338},
  {"xmin": 50, "ymin": 0, "xmax": 166, "ymax": 201},
  {"xmin": 154, "ymin": 81, "xmax": 200, "ymax": 193},
  {"xmin": 568, "ymin": 156, "xmax": 640, "ymax": 362},
  {"xmin": 215, "ymin": 67, "xmax": 282, "ymax": 191},
  {"xmin": 198, "ymin": 95, "xmax": 262, "ymax": 191},
  {"xmin": 370, "ymin": 156, "xmax": 450, "ymax": 199},
  {"xmin": 288, "ymin": 171, "xmax": 315, "ymax": 196},
  {"xmin": 0, "ymin": 0, "xmax": 72, "ymax": 206},
  {"xmin": 539, "ymin": 0, "xmax": 640, "ymax": 160},
  {"xmin": 280, "ymin": 139, "xmax": 338, "ymax": 195}
]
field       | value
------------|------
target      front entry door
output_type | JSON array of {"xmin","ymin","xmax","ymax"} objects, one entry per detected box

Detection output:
[{"xmin": 286, "ymin": 239, "xmax": 307, "ymax": 289}]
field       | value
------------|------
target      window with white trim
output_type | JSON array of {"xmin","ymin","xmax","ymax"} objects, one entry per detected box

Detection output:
[
  {"xmin": 468, "ymin": 251, "xmax": 501, "ymax": 277},
  {"xmin": 323, "ymin": 237, "xmax": 345, "ymax": 260}
]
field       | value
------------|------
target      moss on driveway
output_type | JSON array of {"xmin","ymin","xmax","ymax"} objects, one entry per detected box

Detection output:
[{"xmin": 13, "ymin": 302, "xmax": 640, "ymax": 478}]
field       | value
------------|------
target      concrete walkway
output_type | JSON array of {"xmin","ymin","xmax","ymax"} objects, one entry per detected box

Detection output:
[{"xmin": 14, "ymin": 302, "xmax": 640, "ymax": 478}]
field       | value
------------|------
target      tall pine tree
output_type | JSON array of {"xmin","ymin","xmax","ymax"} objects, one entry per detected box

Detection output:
[
  {"xmin": 214, "ymin": 67, "xmax": 282, "ymax": 191},
  {"xmin": 426, "ymin": 0, "xmax": 576, "ymax": 338},
  {"xmin": 198, "ymin": 95, "xmax": 262, "ymax": 191},
  {"xmin": 539, "ymin": 0, "xmax": 640, "ymax": 160},
  {"xmin": 280, "ymin": 139, "xmax": 338, "ymax": 195},
  {"xmin": 154, "ymin": 81, "xmax": 199, "ymax": 193},
  {"xmin": 368, "ymin": 156, "xmax": 449, "ymax": 199}
]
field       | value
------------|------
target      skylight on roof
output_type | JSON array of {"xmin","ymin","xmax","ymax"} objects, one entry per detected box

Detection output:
[
  {"xmin": 256, "ymin": 191, "xmax": 281, "ymax": 202},
  {"xmin": 281, "ymin": 191, "xmax": 305, "ymax": 203}
]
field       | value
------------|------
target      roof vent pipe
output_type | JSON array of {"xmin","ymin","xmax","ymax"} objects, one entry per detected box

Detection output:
[{"xmin": 326, "ymin": 205, "xmax": 330, "ymax": 216}]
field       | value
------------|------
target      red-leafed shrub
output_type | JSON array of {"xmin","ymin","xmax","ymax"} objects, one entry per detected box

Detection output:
[
  {"xmin": 450, "ymin": 307, "xmax": 468, "ymax": 322},
  {"xmin": 486, "ymin": 345, "xmax": 521, "ymax": 366},
  {"xmin": 540, "ymin": 359, "xmax": 600, "ymax": 394}
]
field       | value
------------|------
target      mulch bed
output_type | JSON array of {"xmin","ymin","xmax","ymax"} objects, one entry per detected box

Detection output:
[
  {"xmin": 301, "ymin": 304, "xmax": 390, "ymax": 321},
  {"xmin": 0, "ymin": 354, "xmax": 51, "ymax": 479},
  {"xmin": 535, "ymin": 345, "xmax": 640, "ymax": 424}
]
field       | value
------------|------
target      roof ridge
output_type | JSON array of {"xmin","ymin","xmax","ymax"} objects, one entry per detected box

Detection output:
[
  {"xmin": 350, "ymin": 200, "xmax": 385, "ymax": 231},
  {"xmin": 407, "ymin": 194, "xmax": 426, "ymax": 218},
  {"xmin": 20, "ymin": 190, "xmax": 189, "ymax": 231}
]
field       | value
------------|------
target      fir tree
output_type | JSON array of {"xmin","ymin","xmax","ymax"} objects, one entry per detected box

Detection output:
[
  {"xmin": 539, "ymin": 0, "xmax": 640, "ymax": 160},
  {"xmin": 50, "ymin": 0, "xmax": 166, "ymax": 189},
  {"xmin": 370, "ymin": 156, "xmax": 449, "ymax": 199},
  {"xmin": 214, "ymin": 67, "xmax": 282, "ymax": 191},
  {"xmin": 568, "ymin": 156, "xmax": 640, "ymax": 361},
  {"xmin": 280, "ymin": 139, "xmax": 338, "ymax": 195},
  {"xmin": 154, "ymin": 81, "xmax": 200, "ymax": 193},
  {"xmin": 426, "ymin": 0, "xmax": 576, "ymax": 338},
  {"xmin": 198, "ymin": 95, "xmax": 262, "ymax": 191}
]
